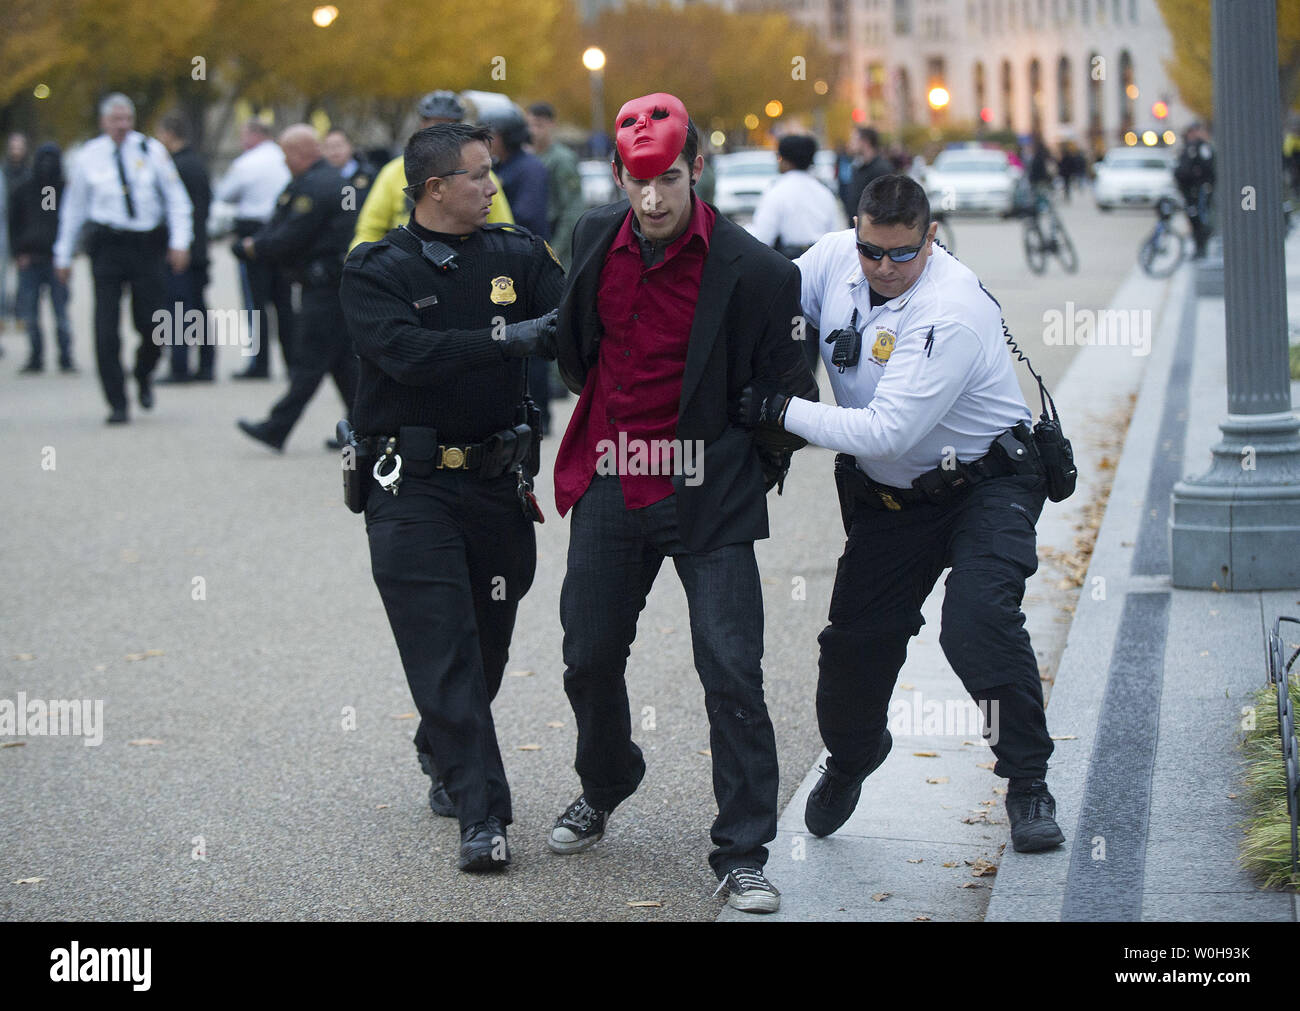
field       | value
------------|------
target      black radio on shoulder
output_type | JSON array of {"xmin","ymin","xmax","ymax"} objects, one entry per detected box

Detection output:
[{"xmin": 824, "ymin": 326, "xmax": 861, "ymax": 372}]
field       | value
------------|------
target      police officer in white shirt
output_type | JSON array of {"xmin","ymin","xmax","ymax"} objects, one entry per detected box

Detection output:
[
  {"xmin": 748, "ymin": 134, "xmax": 842, "ymax": 372},
  {"xmin": 215, "ymin": 120, "xmax": 293, "ymax": 379},
  {"xmin": 54, "ymin": 93, "xmax": 193, "ymax": 424},
  {"xmin": 733, "ymin": 174, "xmax": 1064, "ymax": 855}
]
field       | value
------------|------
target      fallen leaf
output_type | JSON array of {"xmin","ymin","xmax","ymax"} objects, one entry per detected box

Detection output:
[
  {"xmin": 926, "ymin": 776, "xmax": 949, "ymax": 785},
  {"xmin": 1, "ymin": 741, "xmax": 26, "ymax": 748},
  {"xmin": 127, "ymin": 738, "xmax": 164, "ymax": 746},
  {"xmin": 960, "ymin": 881, "xmax": 984, "ymax": 889},
  {"xmin": 697, "ymin": 749, "xmax": 712, "ymax": 757},
  {"xmin": 913, "ymin": 915, "xmax": 931, "ymax": 921},
  {"xmin": 961, "ymin": 813, "xmax": 988, "ymax": 824},
  {"xmin": 627, "ymin": 900, "xmax": 661, "ymax": 907},
  {"xmin": 961, "ymin": 741, "xmax": 980, "ymax": 747},
  {"xmin": 507, "ymin": 669, "xmax": 534, "ymax": 677},
  {"xmin": 906, "ymin": 858, "xmax": 923, "ymax": 864},
  {"xmin": 1050, "ymin": 734, "xmax": 1078, "ymax": 741},
  {"xmin": 993, "ymin": 786, "xmax": 1007, "ymax": 795},
  {"xmin": 517, "ymin": 744, "xmax": 542, "ymax": 751},
  {"xmin": 976, "ymin": 761, "xmax": 995, "ymax": 770},
  {"xmin": 1199, "ymin": 651, "xmax": 1209, "ymax": 657},
  {"xmin": 546, "ymin": 721, "xmax": 564, "ymax": 728},
  {"xmin": 124, "ymin": 649, "xmax": 164, "ymax": 662},
  {"xmin": 979, "ymin": 800, "xmax": 995, "ymax": 807},
  {"xmin": 913, "ymin": 751, "xmax": 939, "ymax": 758},
  {"xmin": 92, "ymin": 664, "xmax": 106, "ymax": 672},
  {"xmin": 13, "ymin": 877, "xmax": 44, "ymax": 884},
  {"xmin": 13, "ymin": 653, "xmax": 34, "ymax": 661},
  {"xmin": 375, "ymin": 804, "xmax": 390, "ymax": 810},
  {"xmin": 658, "ymin": 627, "xmax": 675, "ymax": 635},
  {"xmin": 871, "ymin": 892, "xmax": 890, "ymax": 902},
  {"xmin": 899, "ymin": 683, "xmax": 915, "ymax": 691},
  {"xmin": 969, "ymin": 858, "xmax": 998, "ymax": 877},
  {"xmin": 1227, "ymin": 793, "xmax": 1238, "ymax": 799},
  {"xmin": 941, "ymin": 861, "xmax": 959, "ymax": 868}
]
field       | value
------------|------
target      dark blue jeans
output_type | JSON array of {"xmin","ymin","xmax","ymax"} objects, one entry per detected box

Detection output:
[
  {"xmin": 17, "ymin": 256, "xmax": 72, "ymax": 366},
  {"xmin": 560, "ymin": 475, "xmax": 778, "ymax": 877}
]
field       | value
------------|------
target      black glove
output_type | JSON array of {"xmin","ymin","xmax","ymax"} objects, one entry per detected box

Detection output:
[
  {"xmin": 499, "ymin": 309, "xmax": 558, "ymax": 360},
  {"xmin": 755, "ymin": 445, "xmax": 793, "ymax": 495},
  {"xmin": 730, "ymin": 382, "xmax": 791, "ymax": 429}
]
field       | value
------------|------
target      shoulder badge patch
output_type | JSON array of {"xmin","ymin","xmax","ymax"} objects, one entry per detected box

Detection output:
[
  {"xmin": 490, "ymin": 276, "xmax": 517, "ymax": 305},
  {"xmin": 543, "ymin": 240, "xmax": 563, "ymax": 269},
  {"xmin": 292, "ymin": 194, "xmax": 313, "ymax": 214},
  {"xmin": 871, "ymin": 327, "xmax": 896, "ymax": 366}
]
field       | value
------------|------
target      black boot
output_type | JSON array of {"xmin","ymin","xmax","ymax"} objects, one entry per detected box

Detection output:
[{"xmin": 1006, "ymin": 778, "xmax": 1065, "ymax": 852}]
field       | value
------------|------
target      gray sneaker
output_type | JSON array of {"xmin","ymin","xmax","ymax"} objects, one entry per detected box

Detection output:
[
  {"xmin": 714, "ymin": 867, "xmax": 781, "ymax": 914},
  {"xmin": 548, "ymin": 794, "xmax": 607, "ymax": 854}
]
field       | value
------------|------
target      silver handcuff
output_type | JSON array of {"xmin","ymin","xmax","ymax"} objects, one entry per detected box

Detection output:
[{"xmin": 373, "ymin": 436, "xmax": 402, "ymax": 495}]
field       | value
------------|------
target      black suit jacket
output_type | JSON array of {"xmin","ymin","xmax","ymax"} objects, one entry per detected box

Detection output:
[{"xmin": 556, "ymin": 199, "xmax": 818, "ymax": 553}]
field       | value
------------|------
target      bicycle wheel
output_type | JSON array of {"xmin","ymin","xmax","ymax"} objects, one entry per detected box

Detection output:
[
  {"xmin": 1139, "ymin": 228, "xmax": 1184, "ymax": 278},
  {"xmin": 1054, "ymin": 222, "xmax": 1079, "ymax": 273},
  {"xmin": 1023, "ymin": 222, "xmax": 1047, "ymax": 274}
]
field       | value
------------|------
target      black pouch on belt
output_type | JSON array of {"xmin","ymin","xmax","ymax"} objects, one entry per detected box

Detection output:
[
  {"xmin": 338, "ymin": 419, "xmax": 374, "ymax": 514},
  {"xmin": 398, "ymin": 426, "xmax": 439, "ymax": 477},
  {"xmin": 480, "ymin": 428, "xmax": 518, "ymax": 480},
  {"xmin": 833, "ymin": 453, "xmax": 869, "ymax": 533}
]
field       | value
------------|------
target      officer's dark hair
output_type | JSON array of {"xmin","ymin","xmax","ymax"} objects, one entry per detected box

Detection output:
[
  {"xmin": 612, "ymin": 117, "xmax": 701, "ymax": 184},
  {"xmin": 159, "ymin": 113, "xmax": 191, "ymax": 144},
  {"xmin": 858, "ymin": 173, "xmax": 930, "ymax": 235},
  {"xmin": 404, "ymin": 123, "xmax": 493, "ymax": 196},
  {"xmin": 526, "ymin": 102, "xmax": 557, "ymax": 120},
  {"xmin": 777, "ymin": 134, "xmax": 817, "ymax": 171},
  {"xmin": 857, "ymin": 126, "xmax": 880, "ymax": 150}
]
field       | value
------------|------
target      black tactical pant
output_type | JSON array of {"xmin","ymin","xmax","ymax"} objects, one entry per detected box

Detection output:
[
  {"xmin": 817, "ymin": 473, "xmax": 1054, "ymax": 782},
  {"xmin": 366, "ymin": 469, "xmax": 537, "ymax": 831},
  {"xmin": 263, "ymin": 286, "xmax": 357, "ymax": 444},
  {"xmin": 90, "ymin": 230, "xmax": 168, "ymax": 412}
]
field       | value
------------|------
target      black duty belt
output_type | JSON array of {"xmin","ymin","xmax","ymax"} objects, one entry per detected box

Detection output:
[
  {"xmin": 837, "ymin": 425, "xmax": 1042, "ymax": 515},
  {"xmin": 360, "ymin": 434, "xmax": 491, "ymax": 473}
]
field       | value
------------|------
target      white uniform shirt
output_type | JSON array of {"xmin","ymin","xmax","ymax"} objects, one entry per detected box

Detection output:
[
  {"xmin": 53, "ymin": 131, "xmax": 193, "ymax": 269},
  {"xmin": 785, "ymin": 229, "xmax": 1031, "ymax": 488},
  {"xmin": 214, "ymin": 139, "xmax": 290, "ymax": 221},
  {"xmin": 747, "ymin": 169, "xmax": 842, "ymax": 249}
]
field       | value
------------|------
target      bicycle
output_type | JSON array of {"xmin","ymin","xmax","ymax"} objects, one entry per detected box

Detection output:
[
  {"xmin": 1138, "ymin": 196, "xmax": 1188, "ymax": 277},
  {"xmin": 1022, "ymin": 189, "xmax": 1078, "ymax": 274}
]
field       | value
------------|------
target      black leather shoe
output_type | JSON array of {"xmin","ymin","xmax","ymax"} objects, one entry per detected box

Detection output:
[
  {"xmin": 459, "ymin": 816, "xmax": 510, "ymax": 872},
  {"xmin": 105, "ymin": 408, "xmax": 129, "ymax": 425},
  {"xmin": 193, "ymin": 371, "xmax": 215, "ymax": 382},
  {"xmin": 155, "ymin": 373, "xmax": 191, "ymax": 385},
  {"xmin": 804, "ymin": 729, "xmax": 892, "ymax": 837},
  {"xmin": 236, "ymin": 418, "xmax": 284, "ymax": 452},
  {"xmin": 19, "ymin": 361, "xmax": 42, "ymax": 374},
  {"xmin": 137, "ymin": 376, "xmax": 154, "ymax": 410},
  {"xmin": 428, "ymin": 780, "xmax": 455, "ymax": 818},
  {"xmin": 1006, "ymin": 779, "xmax": 1065, "ymax": 852},
  {"xmin": 231, "ymin": 368, "xmax": 270, "ymax": 380}
]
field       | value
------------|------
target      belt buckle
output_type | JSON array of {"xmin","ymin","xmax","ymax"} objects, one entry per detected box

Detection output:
[
  {"xmin": 877, "ymin": 491, "xmax": 903, "ymax": 511},
  {"xmin": 439, "ymin": 446, "xmax": 467, "ymax": 470}
]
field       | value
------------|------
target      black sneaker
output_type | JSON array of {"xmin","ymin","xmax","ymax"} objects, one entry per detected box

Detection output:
[
  {"xmin": 547, "ymin": 794, "xmax": 607, "ymax": 854},
  {"xmin": 804, "ymin": 729, "xmax": 892, "ymax": 838},
  {"xmin": 713, "ymin": 866, "xmax": 780, "ymax": 914},
  {"xmin": 428, "ymin": 780, "xmax": 455, "ymax": 818},
  {"xmin": 1006, "ymin": 778, "xmax": 1065, "ymax": 852},
  {"xmin": 236, "ymin": 418, "xmax": 285, "ymax": 452},
  {"xmin": 459, "ymin": 816, "xmax": 510, "ymax": 872}
]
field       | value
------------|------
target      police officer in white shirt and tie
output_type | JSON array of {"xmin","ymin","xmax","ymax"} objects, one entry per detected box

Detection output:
[
  {"xmin": 732, "ymin": 173, "xmax": 1065, "ymax": 855},
  {"xmin": 748, "ymin": 134, "xmax": 842, "ymax": 371},
  {"xmin": 54, "ymin": 93, "xmax": 193, "ymax": 424},
  {"xmin": 214, "ymin": 120, "xmax": 293, "ymax": 380}
]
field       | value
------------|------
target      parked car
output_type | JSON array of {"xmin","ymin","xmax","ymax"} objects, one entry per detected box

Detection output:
[
  {"xmin": 712, "ymin": 149, "xmax": 778, "ymax": 223},
  {"xmin": 578, "ymin": 159, "xmax": 620, "ymax": 208},
  {"xmin": 924, "ymin": 148, "xmax": 1022, "ymax": 215},
  {"xmin": 1094, "ymin": 148, "xmax": 1178, "ymax": 210}
]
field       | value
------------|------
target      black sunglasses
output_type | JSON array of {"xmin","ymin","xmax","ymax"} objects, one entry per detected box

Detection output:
[
  {"xmin": 855, "ymin": 225, "xmax": 930, "ymax": 263},
  {"xmin": 402, "ymin": 169, "xmax": 468, "ymax": 197}
]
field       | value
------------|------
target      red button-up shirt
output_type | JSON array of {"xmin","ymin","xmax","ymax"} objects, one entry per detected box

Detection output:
[{"xmin": 554, "ymin": 198, "xmax": 716, "ymax": 516}]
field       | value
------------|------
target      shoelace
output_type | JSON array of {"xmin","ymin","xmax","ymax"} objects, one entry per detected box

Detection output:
[
  {"xmin": 565, "ymin": 799, "xmax": 599, "ymax": 830},
  {"xmin": 814, "ymin": 764, "xmax": 852, "ymax": 803},
  {"xmin": 713, "ymin": 867, "xmax": 772, "ymax": 897}
]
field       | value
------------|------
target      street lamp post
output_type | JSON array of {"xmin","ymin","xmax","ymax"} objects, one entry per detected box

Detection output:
[
  {"xmin": 583, "ymin": 47, "xmax": 606, "ymax": 154},
  {"xmin": 1169, "ymin": 0, "xmax": 1300, "ymax": 589}
]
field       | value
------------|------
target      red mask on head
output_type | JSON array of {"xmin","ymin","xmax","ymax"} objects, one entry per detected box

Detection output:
[{"xmin": 615, "ymin": 93, "xmax": 689, "ymax": 180}]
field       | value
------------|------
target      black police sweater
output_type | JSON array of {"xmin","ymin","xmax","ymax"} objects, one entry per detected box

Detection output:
[{"xmin": 341, "ymin": 218, "xmax": 565, "ymax": 443}]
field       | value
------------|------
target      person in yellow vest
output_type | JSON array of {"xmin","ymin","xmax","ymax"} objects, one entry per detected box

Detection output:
[{"xmin": 351, "ymin": 91, "xmax": 511, "ymax": 250}]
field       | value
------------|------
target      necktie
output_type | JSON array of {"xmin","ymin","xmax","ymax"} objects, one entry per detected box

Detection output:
[{"xmin": 114, "ymin": 143, "xmax": 136, "ymax": 218}]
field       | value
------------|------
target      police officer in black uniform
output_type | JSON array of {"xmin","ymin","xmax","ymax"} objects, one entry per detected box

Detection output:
[
  {"xmin": 236, "ymin": 124, "xmax": 367, "ymax": 450},
  {"xmin": 339, "ymin": 123, "xmax": 563, "ymax": 872},
  {"xmin": 1174, "ymin": 122, "xmax": 1215, "ymax": 259}
]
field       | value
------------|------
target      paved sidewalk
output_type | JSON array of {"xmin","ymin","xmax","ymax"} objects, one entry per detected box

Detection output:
[{"xmin": 724, "ymin": 235, "xmax": 1300, "ymax": 922}]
